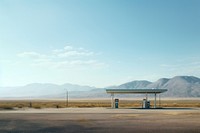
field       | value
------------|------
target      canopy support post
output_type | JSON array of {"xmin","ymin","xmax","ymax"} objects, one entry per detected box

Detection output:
[
  {"xmin": 154, "ymin": 93, "xmax": 157, "ymax": 108},
  {"xmin": 111, "ymin": 93, "xmax": 114, "ymax": 108},
  {"xmin": 146, "ymin": 93, "xmax": 148, "ymax": 100}
]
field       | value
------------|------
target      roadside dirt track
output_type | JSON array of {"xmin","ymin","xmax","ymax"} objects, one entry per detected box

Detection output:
[{"xmin": 0, "ymin": 108, "xmax": 199, "ymax": 133}]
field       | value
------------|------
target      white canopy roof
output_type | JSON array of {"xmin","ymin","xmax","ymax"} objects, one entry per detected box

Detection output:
[{"xmin": 106, "ymin": 89, "xmax": 167, "ymax": 94}]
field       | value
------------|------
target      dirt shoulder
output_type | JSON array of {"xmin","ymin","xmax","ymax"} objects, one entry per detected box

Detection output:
[{"xmin": 0, "ymin": 108, "xmax": 200, "ymax": 133}]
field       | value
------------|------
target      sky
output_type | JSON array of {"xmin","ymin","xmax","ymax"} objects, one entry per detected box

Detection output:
[{"xmin": 0, "ymin": 0, "xmax": 200, "ymax": 87}]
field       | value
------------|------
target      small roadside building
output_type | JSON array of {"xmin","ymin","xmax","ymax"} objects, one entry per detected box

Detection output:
[{"xmin": 106, "ymin": 89, "xmax": 167, "ymax": 109}]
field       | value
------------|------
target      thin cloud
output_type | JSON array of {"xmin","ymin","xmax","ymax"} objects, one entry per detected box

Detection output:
[
  {"xmin": 17, "ymin": 45, "xmax": 107, "ymax": 69},
  {"xmin": 64, "ymin": 46, "xmax": 73, "ymax": 51},
  {"xmin": 53, "ymin": 45, "xmax": 94, "ymax": 58},
  {"xmin": 17, "ymin": 52, "xmax": 47, "ymax": 59},
  {"xmin": 57, "ymin": 51, "xmax": 94, "ymax": 58}
]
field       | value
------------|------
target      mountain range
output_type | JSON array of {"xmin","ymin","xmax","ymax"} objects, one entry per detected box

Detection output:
[
  {"xmin": 112, "ymin": 76, "xmax": 200, "ymax": 97},
  {"xmin": 0, "ymin": 76, "xmax": 200, "ymax": 98},
  {"xmin": 0, "ymin": 83, "xmax": 96, "ymax": 98}
]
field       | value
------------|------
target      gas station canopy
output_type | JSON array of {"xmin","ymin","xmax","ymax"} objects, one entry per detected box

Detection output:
[
  {"xmin": 106, "ymin": 89, "xmax": 167, "ymax": 94},
  {"xmin": 106, "ymin": 89, "xmax": 168, "ymax": 109}
]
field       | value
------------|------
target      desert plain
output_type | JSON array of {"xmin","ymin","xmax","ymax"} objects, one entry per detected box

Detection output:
[{"xmin": 0, "ymin": 98, "xmax": 199, "ymax": 133}]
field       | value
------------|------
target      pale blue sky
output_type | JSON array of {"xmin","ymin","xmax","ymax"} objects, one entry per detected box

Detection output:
[{"xmin": 0, "ymin": 0, "xmax": 200, "ymax": 87}]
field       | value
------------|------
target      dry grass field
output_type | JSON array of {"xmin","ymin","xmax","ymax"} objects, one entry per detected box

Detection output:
[
  {"xmin": 0, "ymin": 98, "xmax": 199, "ymax": 133},
  {"xmin": 0, "ymin": 98, "xmax": 199, "ymax": 109},
  {"xmin": 0, "ymin": 107, "xmax": 200, "ymax": 133}
]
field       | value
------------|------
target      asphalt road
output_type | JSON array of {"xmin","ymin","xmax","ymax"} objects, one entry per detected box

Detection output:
[{"xmin": 0, "ymin": 108, "xmax": 200, "ymax": 133}]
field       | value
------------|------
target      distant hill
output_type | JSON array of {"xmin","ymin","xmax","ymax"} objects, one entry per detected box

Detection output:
[
  {"xmin": 157, "ymin": 76, "xmax": 200, "ymax": 97},
  {"xmin": 0, "ymin": 83, "xmax": 96, "ymax": 98},
  {"xmin": 117, "ymin": 80, "xmax": 152, "ymax": 89},
  {"xmin": 147, "ymin": 78, "xmax": 170, "ymax": 88},
  {"xmin": 112, "ymin": 76, "xmax": 200, "ymax": 97},
  {"xmin": 0, "ymin": 76, "xmax": 200, "ymax": 98}
]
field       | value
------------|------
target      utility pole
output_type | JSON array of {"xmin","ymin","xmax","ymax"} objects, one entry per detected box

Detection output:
[
  {"xmin": 65, "ymin": 89, "xmax": 68, "ymax": 107},
  {"xmin": 29, "ymin": 96, "xmax": 32, "ymax": 108}
]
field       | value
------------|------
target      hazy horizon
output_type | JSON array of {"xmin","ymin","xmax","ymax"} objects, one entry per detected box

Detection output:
[
  {"xmin": 1, "ymin": 0, "xmax": 200, "ymax": 88},
  {"xmin": 0, "ymin": 75, "xmax": 199, "ymax": 88}
]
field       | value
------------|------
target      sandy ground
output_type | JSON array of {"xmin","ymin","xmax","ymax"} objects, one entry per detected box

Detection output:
[{"xmin": 0, "ymin": 108, "xmax": 200, "ymax": 133}]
